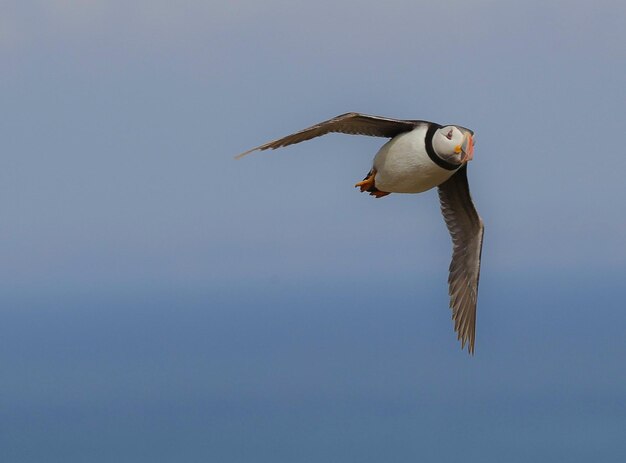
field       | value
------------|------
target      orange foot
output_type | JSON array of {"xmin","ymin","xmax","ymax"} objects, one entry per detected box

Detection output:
[
  {"xmin": 354, "ymin": 169, "xmax": 390, "ymax": 198},
  {"xmin": 355, "ymin": 169, "xmax": 376, "ymax": 192},
  {"xmin": 370, "ymin": 190, "xmax": 390, "ymax": 198}
]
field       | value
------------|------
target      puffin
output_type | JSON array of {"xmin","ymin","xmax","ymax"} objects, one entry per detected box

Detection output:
[{"xmin": 237, "ymin": 112, "xmax": 484, "ymax": 354}]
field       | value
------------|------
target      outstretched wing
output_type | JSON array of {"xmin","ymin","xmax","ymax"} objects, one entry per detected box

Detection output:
[
  {"xmin": 437, "ymin": 165, "xmax": 484, "ymax": 354},
  {"xmin": 236, "ymin": 112, "xmax": 425, "ymax": 159}
]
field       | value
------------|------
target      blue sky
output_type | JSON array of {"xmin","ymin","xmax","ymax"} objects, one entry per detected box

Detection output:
[{"xmin": 2, "ymin": 1, "xmax": 626, "ymax": 462}]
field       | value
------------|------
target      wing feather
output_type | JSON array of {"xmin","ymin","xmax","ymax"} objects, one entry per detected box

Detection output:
[
  {"xmin": 437, "ymin": 165, "xmax": 484, "ymax": 354},
  {"xmin": 235, "ymin": 112, "xmax": 425, "ymax": 159}
]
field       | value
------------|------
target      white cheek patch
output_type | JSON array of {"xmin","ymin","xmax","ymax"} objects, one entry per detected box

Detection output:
[
  {"xmin": 452, "ymin": 128, "xmax": 464, "ymax": 146},
  {"xmin": 434, "ymin": 127, "xmax": 465, "ymax": 157},
  {"xmin": 433, "ymin": 130, "xmax": 454, "ymax": 156}
]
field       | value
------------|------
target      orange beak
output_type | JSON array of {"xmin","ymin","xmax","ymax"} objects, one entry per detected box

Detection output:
[{"xmin": 461, "ymin": 132, "xmax": 474, "ymax": 162}]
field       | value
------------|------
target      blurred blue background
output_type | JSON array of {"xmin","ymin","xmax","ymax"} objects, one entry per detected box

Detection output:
[{"xmin": 2, "ymin": 1, "xmax": 626, "ymax": 462}]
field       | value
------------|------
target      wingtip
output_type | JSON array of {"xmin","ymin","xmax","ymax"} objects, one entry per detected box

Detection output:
[
  {"xmin": 460, "ymin": 342, "xmax": 475, "ymax": 356},
  {"xmin": 458, "ymin": 333, "xmax": 475, "ymax": 355},
  {"xmin": 234, "ymin": 148, "xmax": 257, "ymax": 160}
]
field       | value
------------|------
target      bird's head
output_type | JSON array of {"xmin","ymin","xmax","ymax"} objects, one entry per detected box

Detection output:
[{"xmin": 432, "ymin": 126, "xmax": 475, "ymax": 165}]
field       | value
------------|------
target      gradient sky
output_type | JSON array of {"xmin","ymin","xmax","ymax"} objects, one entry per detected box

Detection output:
[{"xmin": 2, "ymin": 1, "xmax": 626, "ymax": 462}]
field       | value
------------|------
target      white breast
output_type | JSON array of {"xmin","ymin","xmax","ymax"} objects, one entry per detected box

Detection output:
[{"xmin": 373, "ymin": 126, "xmax": 458, "ymax": 194}]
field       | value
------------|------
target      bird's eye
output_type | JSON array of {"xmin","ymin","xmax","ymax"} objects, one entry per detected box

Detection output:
[{"xmin": 446, "ymin": 129, "xmax": 453, "ymax": 140}]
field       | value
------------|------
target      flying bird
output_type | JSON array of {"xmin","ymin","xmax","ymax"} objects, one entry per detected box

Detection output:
[{"xmin": 237, "ymin": 113, "xmax": 484, "ymax": 354}]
